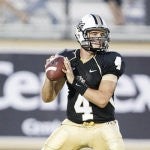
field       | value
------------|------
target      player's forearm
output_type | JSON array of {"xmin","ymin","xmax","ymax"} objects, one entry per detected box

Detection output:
[
  {"xmin": 83, "ymin": 80, "xmax": 116, "ymax": 108},
  {"xmin": 41, "ymin": 77, "xmax": 57, "ymax": 102},
  {"xmin": 42, "ymin": 77, "xmax": 65, "ymax": 102},
  {"xmin": 83, "ymin": 88, "xmax": 111, "ymax": 108}
]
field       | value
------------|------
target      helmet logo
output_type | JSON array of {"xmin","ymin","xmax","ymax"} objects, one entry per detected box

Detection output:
[{"xmin": 77, "ymin": 21, "xmax": 85, "ymax": 31}]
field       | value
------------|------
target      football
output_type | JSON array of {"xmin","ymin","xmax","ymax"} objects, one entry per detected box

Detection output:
[{"xmin": 45, "ymin": 55, "xmax": 65, "ymax": 81}]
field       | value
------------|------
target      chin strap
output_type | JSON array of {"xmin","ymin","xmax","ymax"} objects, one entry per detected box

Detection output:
[
  {"xmin": 81, "ymin": 38, "xmax": 109, "ymax": 52},
  {"xmin": 81, "ymin": 45, "xmax": 106, "ymax": 53}
]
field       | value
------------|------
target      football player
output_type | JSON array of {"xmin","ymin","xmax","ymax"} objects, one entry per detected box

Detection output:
[{"xmin": 41, "ymin": 14, "xmax": 125, "ymax": 150}]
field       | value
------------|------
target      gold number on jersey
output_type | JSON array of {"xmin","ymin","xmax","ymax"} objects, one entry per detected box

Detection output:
[
  {"xmin": 74, "ymin": 95, "xmax": 93, "ymax": 121},
  {"xmin": 115, "ymin": 56, "xmax": 121, "ymax": 70}
]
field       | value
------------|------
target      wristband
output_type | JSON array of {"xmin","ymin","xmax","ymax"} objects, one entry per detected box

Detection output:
[{"xmin": 72, "ymin": 76, "xmax": 88, "ymax": 95}]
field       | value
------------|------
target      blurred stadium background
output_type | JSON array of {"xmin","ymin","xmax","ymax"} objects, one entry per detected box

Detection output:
[{"xmin": 0, "ymin": 0, "xmax": 150, "ymax": 150}]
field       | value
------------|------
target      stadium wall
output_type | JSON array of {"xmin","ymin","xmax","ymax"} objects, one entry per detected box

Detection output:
[{"xmin": 0, "ymin": 40, "xmax": 150, "ymax": 150}]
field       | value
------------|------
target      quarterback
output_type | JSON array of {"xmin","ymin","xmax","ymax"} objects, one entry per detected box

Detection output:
[{"xmin": 41, "ymin": 14, "xmax": 125, "ymax": 150}]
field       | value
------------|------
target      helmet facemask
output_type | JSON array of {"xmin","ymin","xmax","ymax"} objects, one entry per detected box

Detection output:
[
  {"xmin": 75, "ymin": 14, "xmax": 110, "ymax": 53},
  {"xmin": 84, "ymin": 28, "xmax": 110, "ymax": 52}
]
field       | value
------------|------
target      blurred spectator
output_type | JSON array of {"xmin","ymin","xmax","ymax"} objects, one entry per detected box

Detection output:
[
  {"xmin": 104, "ymin": 0, "xmax": 125, "ymax": 25},
  {"xmin": 25, "ymin": 0, "xmax": 58, "ymax": 24},
  {"xmin": 0, "ymin": 0, "xmax": 29, "ymax": 23},
  {"xmin": 145, "ymin": 0, "xmax": 150, "ymax": 25}
]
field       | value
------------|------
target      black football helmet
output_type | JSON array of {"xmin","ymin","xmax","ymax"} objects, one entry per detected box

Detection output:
[{"xmin": 75, "ymin": 14, "xmax": 110, "ymax": 52}]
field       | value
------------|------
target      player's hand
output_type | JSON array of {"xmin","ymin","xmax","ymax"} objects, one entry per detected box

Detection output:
[
  {"xmin": 62, "ymin": 57, "xmax": 74, "ymax": 84},
  {"xmin": 45, "ymin": 55, "xmax": 60, "ymax": 69}
]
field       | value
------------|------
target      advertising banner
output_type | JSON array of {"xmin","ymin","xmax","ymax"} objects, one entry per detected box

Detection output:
[{"xmin": 0, "ymin": 52, "xmax": 150, "ymax": 139}]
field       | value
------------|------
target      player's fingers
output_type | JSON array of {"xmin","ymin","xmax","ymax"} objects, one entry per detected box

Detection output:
[
  {"xmin": 49, "ymin": 55, "xmax": 56, "ymax": 61},
  {"xmin": 63, "ymin": 57, "xmax": 69, "ymax": 68},
  {"xmin": 63, "ymin": 57, "xmax": 74, "ymax": 83},
  {"xmin": 45, "ymin": 55, "xmax": 56, "ymax": 68},
  {"xmin": 62, "ymin": 58, "xmax": 69, "ymax": 73},
  {"xmin": 64, "ymin": 57, "xmax": 71, "ymax": 70},
  {"xmin": 62, "ymin": 68, "xmax": 66, "ymax": 73}
]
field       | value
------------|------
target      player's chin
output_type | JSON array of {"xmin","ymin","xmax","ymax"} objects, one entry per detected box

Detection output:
[
  {"xmin": 91, "ymin": 45, "xmax": 101, "ymax": 51},
  {"xmin": 91, "ymin": 42, "xmax": 101, "ymax": 48}
]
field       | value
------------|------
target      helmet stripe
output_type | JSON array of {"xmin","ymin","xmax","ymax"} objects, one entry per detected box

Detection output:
[
  {"xmin": 91, "ymin": 14, "xmax": 98, "ymax": 24},
  {"xmin": 91, "ymin": 14, "xmax": 103, "ymax": 25},
  {"xmin": 98, "ymin": 16, "xmax": 103, "ymax": 25}
]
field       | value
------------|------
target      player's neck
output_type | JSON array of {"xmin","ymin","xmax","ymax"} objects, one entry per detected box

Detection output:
[{"xmin": 80, "ymin": 48, "xmax": 94, "ymax": 63}]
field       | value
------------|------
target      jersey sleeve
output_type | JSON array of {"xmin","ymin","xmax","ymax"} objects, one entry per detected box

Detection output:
[
  {"xmin": 57, "ymin": 49, "xmax": 68, "ymax": 57},
  {"xmin": 102, "ymin": 52, "xmax": 125, "ymax": 78},
  {"xmin": 58, "ymin": 49, "xmax": 76, "ymax": 59}
]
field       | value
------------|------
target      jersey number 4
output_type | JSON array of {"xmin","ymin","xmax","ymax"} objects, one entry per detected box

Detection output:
[
  {"xmin": 74, "ymin": 95, "xmax": 93, "ymax": 121},
  {"xmin": 115, "ymin": 56, "xmax": 122, "ymax": 70}
]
